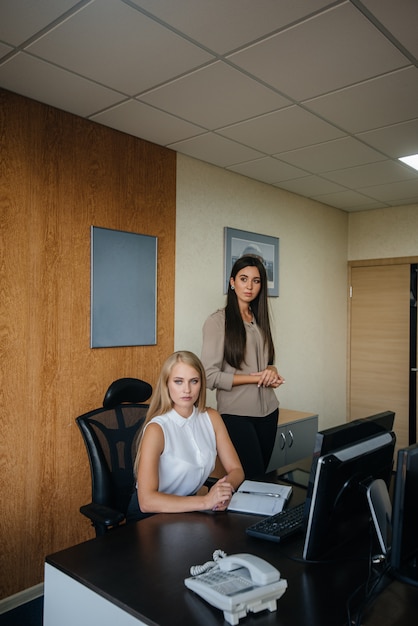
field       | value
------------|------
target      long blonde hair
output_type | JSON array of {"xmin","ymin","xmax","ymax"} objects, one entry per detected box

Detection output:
[{"xmin": 133, "ymin": 351, "xmax": 207, "ymax": 476}]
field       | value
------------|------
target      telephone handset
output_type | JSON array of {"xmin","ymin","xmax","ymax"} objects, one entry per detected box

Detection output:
[{"xmin": 184, "ymin": 552, "xmax": 288, "ymax": 625}]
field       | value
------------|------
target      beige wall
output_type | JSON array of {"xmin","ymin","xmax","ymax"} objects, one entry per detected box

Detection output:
[
  {"xmin": 348, "ymin": 204, "xmax": 418, "ymax": 260},
  {"xmin": 175, "ymin": 155, "xmax": 349, "ymax": 430}
]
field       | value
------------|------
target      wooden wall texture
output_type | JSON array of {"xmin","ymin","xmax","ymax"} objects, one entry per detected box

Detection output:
[{"xmin": 0, "ymin": 89, "xmax": 176, "ymax": 597}]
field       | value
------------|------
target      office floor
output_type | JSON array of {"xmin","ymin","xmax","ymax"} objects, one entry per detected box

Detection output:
[{"xmin": 0, "ymin": 597, "xmax": 43, "ymax": 626}]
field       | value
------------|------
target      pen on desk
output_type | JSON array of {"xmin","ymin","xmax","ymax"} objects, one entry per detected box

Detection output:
[{"xmin": 240, "ymin": 490, "xmax": 284, "ymax": 498}]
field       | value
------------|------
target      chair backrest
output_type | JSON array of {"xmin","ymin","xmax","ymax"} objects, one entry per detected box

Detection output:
[
  {"xmin": 76, "ymin": 403, "xmax": 148, "ymax": 516},
  {"xmin": 103, "ymin": 377, "xmax": 152, "ymax": 408}
]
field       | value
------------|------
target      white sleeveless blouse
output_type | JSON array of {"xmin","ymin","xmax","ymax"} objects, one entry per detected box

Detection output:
[{"xmin": 144, "ymin": 407, "xmax": 217, "ymax": 495}]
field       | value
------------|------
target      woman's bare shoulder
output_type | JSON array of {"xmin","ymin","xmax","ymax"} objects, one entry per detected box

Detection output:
[{"xmin": 205, "ymin": 406, "xmax": 222, "ymax": 423}]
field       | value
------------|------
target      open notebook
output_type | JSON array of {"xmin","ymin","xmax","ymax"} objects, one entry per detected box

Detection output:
[{"xmin": 228, "ymin": 480, "xmax": 292, "ymax": 516}]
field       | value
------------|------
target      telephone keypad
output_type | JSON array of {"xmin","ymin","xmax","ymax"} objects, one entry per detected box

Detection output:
[{"xmin": 195, "ymin": 569, "xmax": 254, "ymax": 596}]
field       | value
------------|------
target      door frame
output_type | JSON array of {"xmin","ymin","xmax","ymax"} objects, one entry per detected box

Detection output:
[{"xmin": 347, "ymin": 257, "xmax": 418, "ymax": 441}]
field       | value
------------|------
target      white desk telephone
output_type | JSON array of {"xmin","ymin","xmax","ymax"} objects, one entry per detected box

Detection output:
[{"xmin": 184, "ymin": 551, "xmax": 288, "ymax": 625}]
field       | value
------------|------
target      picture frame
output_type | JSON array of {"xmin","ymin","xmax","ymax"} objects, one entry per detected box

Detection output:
[
  {"xmin": 91, "ymin": 226, "xmax": 157, "ymax": 347},
  {"xmin": 224, "ymin": 227, "xmax": 279, "ymax": 297}
]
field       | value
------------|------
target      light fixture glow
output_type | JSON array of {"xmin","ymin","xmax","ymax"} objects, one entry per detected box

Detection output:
[{"xmin": 398, "ymin": 154, "xmax": 418, "ymax": 172}]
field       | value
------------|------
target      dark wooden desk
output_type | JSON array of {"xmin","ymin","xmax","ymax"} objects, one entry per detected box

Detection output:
[{"xmin": 44, "ymin": 474, "xmax": 418, "ymax": 626}]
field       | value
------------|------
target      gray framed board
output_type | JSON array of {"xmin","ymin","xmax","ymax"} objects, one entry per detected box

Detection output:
[{"xmin": 91, "ymin": 226, "xmax": 157, "ymax": 348}]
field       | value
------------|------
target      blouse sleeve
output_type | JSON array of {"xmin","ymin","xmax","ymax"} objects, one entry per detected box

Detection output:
[{"xmin": 201, "ymin": 311, "xmax": 234, "ymax": 392}]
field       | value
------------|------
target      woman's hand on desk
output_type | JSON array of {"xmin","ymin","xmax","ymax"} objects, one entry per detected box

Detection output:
[{"xmin": 208, "ymin": 476, "xmax": 235, "ymax": 512}]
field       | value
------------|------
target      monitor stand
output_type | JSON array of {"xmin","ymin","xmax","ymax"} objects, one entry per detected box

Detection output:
[
  {"xmin": 366, "ymin": 478, "xmax": 392, "ymax": 557},
  {"xmin": 366, "ymin": 479, "xmax": 418, "ymax": 587}
]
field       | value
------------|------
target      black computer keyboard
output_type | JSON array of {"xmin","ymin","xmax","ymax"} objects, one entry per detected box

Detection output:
[{"xmin": 246, "ymin": 502, "xmax": 305, "ymax": 542}]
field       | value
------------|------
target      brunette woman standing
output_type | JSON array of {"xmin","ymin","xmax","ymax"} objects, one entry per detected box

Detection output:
[{"xmin": 201, "ymin": 255, "xmax": 285, "ymax": 479}]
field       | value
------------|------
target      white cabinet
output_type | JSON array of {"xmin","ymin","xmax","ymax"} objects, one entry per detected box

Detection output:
[
  {"xmin": 266, "ymin": 409, "xmax": 318, "ymax": 472},
  {"xmin": 44, "ymin": 564, "xmax": 147, "ymax": 626}
]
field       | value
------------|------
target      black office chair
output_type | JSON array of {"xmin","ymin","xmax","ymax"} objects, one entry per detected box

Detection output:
[
  {"xmin": 103, "ymin": 377, "xmax": 152, "ymax": 408},
  {"xmin": 76, "ymin": 378, "xmax": 152, "ymax": 536}
]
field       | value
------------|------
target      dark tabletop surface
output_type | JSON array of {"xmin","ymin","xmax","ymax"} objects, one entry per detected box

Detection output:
[{"xmin": 45, "ymin": 474, "xmax": 418, "ymax": 626}]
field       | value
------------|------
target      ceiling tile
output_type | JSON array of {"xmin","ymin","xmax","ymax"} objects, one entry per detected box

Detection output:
[
  {"xmin": 26, "ymin": 0, "xmax": 214, "ymax": 95},
  {"xmin": 0, "ymin": 0, "xmax": 80, "ymax": 46},
  {"xmin": 169, "ymin": 133, "xmax": 263, "ymax": 167},
  {"xmin": 305, "ymin": 67, "xmax": 418, "ymax": 133},
  {"xmin": 0, "ymin": 53, "xmax": 124, "ymax": 117},
  {"xmin": 313, "ymin": 190, "xmax": 387, "ymax": 211},
  {"xmin": 357, "ymin": 119, "xmax": 418, "ymax": 158},
  {"xmin": 361, "ymin": 0, "xmax": 418, "ymax": 58},
  {"xmin": 276, "ymin": 137, "xmax": 387, "ymax": 173},
  {"xmin": 324, "ymin": 159, "xmax": 418, "ymax": 188},
  {"xmin": 218, "ymin": 106, "xmax": 344, "ymax": 154},
  {"xmin": 226, "ymin": 157, "xmax": 307, "ymax": 184},
  {"xmin": 129, "ymin": 0, "xmax": 334, "ymax": 54},
  {"xmin": 91, "ymin": 100, "xmax": 204, "ymax": 146},
  {"xmin": 275, "ymin": 176, "xmax": 347, "ymax": 197},
  {"xmin": 227, "ymin": 2, "xmax": 408, "ymax": 101},
  {"xmin": 358, "ymin": 179, "xmax": 418, "ymax": 204},
  {"xmin": 139, "ymin": 61, "xmax": 290, "ymax": 129},
  {"xmin": 0, "ymin": 42, "xmax": 13, "ymax": 60}
]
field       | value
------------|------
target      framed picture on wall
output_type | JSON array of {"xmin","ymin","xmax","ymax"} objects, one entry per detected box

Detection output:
[
  {"xmin": 91, "ymin": 226, "xmax": 157, "ymax": 347},
  {"xmin": 224, "ymin": 227, "xmax": 279, "ymax": 296}
]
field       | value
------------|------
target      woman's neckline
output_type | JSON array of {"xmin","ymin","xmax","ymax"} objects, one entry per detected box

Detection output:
[
  {"xmin": 242, "ymin": 313, "xmax": 254, "ymax": 325},
  {"xmin": 241, "ymin": 306, "xmax": 253, "ymax": 324}
]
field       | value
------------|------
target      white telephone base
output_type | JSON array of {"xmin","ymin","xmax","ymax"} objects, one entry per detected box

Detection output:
[
  {"xmin": 223, "ymin": 588, "xmax": 287, "ymax": 625},
  {"xmin": 184, "ymin": 552, "xmax": 288, "ymax": 625}
]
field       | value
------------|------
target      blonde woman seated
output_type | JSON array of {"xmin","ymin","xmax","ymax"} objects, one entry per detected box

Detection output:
[{"xmin": 126, "ymin": 351, "xmax": 244, "ymax": 522}]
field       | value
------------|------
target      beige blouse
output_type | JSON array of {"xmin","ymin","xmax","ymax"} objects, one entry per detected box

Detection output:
[{"xmin": 201, "ymin": 309, "xmax": 279, "ymax": 418}]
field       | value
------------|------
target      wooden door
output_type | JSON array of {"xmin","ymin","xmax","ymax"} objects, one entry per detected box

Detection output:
[{"xmin": 349, "ymin": 263, "xmax": 411, "ymax": 451}]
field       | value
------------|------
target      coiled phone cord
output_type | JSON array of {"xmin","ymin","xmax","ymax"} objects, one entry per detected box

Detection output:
[{"xmin": 190, "ymin": 549, "xmax": 228, "ymax": 576}]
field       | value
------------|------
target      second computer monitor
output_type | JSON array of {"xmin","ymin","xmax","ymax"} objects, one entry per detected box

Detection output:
[
  {"xmin": 302, "ymin": 429, "xmax": 396, "ymax": 562},
  {"xmin": 390, "ymin": 443, "xmax": 418, "ymax": 586},
  {"xmin": 304, "ymin": 411, "xmax": 395, "ymax": 520}
]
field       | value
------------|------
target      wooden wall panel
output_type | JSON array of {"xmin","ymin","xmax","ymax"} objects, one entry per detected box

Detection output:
[{"xmin": 0, "ymin": 89, "xmax": 176, "ymax": 597}]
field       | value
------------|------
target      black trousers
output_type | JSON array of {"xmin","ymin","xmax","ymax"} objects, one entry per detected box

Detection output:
[{"xmin": 221, "ymin": 409, "xmax": 278, "ymax": 480}]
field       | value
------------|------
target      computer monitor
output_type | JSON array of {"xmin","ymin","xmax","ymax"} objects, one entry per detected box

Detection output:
[
  {"xmin": 302, "ymin": 429, "xmax": 396, "ymax": 561},
  {"xmin": 304, "ymin": 411, "xmax": 395, "ymax": 516},
  {"xmin": 313, "ymin": 411, "xmax": 395, "ymax": 458},
  {"xmin": 390, "ymin": 443, "xmax": 418, "ymax": 586}
]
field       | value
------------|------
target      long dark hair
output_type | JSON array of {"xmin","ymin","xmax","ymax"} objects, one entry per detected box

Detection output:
[{"xmin": 224, "ymin": 255, "xmax": 275, "ymax": 369}]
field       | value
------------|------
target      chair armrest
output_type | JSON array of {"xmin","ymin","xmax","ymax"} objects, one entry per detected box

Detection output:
[{"xmin": 80, "ymin": 503, "xmax": 125, "ymax": 528}]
